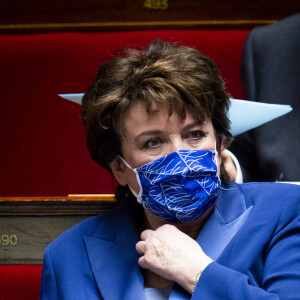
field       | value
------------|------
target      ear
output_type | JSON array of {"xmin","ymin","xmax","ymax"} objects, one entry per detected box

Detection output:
[{"xmin": 109, "ymin": 156, "xmax": 128, "ymax": 186}]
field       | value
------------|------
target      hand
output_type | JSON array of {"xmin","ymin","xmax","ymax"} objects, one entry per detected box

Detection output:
[{"xmin": 136, "ymin": 224, "xmax": 213, "ymax": 294}]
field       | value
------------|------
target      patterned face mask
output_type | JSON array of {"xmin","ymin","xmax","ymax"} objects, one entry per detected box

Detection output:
[{"xmin": 120, "ymin": 149, "xmax": 221, "ymax": 223}]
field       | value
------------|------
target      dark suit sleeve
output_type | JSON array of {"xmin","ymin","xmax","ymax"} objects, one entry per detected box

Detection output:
[
  {"xmin": 191, "ymin": 189, "xmax": 300, "ymax": 299},
  {"xmin": 39, "ymin": 246, "xmax": 59, "ymax": 300},
  {"xmin": 229, "ymin": 27, "xmax": 261, "ymax": 182},
  {"xmin": 230, "ymin": 13, "xmax": 300, "ymax": 182}
]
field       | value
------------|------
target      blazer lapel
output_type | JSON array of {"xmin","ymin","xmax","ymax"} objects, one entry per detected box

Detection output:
[
  {"xmin": 84, "ymin": 205, "xmax": 145, "ymax": 300},
  {"xmin": 197, "ymin": 182, "xmax": 253, "ymax": 260}
]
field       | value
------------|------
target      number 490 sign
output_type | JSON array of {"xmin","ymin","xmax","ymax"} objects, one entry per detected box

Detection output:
[
  {"xmin": 144, "ymin": 0, "xmax": 168, "ymax": 10},
  {"xmin": 0, "ymin": 234, "xmax": 18, "ymax": 246}
]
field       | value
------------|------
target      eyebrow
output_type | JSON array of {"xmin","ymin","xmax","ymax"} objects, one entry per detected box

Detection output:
[
  {"xmin": 134, "ymin": 130, "xmax": 163, "ymax": 143},
  {"xmin": 183, "ymin": 121, "xmax": 205, "ymax": 131}
]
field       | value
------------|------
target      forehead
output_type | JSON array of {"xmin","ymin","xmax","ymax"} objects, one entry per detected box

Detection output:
[
  {"xmin": 121, "ymin": 100, "xmax": 206, "ymax": 138},
  {"xmin": 125, "ymin": 101, "xmax": 167, "ymax": 124}
]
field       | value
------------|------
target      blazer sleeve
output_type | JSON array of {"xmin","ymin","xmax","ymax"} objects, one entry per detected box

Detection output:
[
  {"xmin": 191, "ymin": 190, "xmax": 300, "ymax": 300},
  {"xmin": 39, "ymin": 246, "xmax": 59, "ymax": 300}
]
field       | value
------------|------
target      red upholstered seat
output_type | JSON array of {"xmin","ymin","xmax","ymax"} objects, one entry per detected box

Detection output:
[
  {"xmin": 0, "ymin": 30, "xmax": 249, "ymax": 197},
  {"xmin": 0, "ymin": 265, "xmax": 42, "ymax": 300}
]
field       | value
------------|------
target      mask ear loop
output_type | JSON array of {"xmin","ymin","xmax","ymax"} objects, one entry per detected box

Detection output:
[
  {"xmin": 213, "ymin": 137, "xmax": 226, "ymax": 192},
  {"xmin": 118, "ymin": 156, "xmax": 144, "ymax": 203},
  {"xmin": 213, "ymin": 138, "xmax": 219, "ymax": 166}
]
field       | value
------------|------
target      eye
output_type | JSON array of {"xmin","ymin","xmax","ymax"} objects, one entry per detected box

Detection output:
[
  {"xmin": 143, "ymin": 137, "xmax": 162, "ymax": 149},
  {"xmin": 186, "ymin": 130, "xmax": 206, "ymax": 140}
]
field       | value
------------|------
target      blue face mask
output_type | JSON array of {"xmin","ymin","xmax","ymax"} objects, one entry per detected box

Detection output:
[{"xmin": 120, "ymin": 149, "xmax": 221, "ymax": 223}]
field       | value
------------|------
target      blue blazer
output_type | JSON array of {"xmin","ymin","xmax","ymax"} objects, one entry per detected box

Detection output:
[{"xmin": 40, "ymin": 182, "xmax": 300, "ymax": 299}]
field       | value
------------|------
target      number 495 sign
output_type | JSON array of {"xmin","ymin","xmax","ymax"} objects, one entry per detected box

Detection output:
[{"xmin": 144, "ymin": 0, "xmax": 168, "ymax": 10}]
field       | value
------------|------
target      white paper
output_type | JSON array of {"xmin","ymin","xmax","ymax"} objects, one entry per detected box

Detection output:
[
  {"xmin": 228, "ymin": 99, "xmax": 292, "ymax": 136},
  {"xmin": 59, "ymin": 94, "xmax": 292, "ymax": 136},
  {"xmin": 59, "ymin": 93, "xmax": 83, "ymax": 105}
]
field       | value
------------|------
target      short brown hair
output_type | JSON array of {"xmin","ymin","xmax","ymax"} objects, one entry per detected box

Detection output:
[{"xmin": 82, "ymin": 39, "xmax": 232, "ymax": 198}]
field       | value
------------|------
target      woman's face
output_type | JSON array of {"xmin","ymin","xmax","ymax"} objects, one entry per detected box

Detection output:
[{"xmin": 110, "ymin": 100, "xmax": 223, "ymax": 195}]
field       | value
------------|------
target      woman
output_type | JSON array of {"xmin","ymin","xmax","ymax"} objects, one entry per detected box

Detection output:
[{"xmin": 40, "ymin": 39, "xmax": 300, "ymax": 299}]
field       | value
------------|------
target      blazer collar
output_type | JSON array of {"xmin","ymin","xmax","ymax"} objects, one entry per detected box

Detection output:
[
  {"xmin": 84, "ymin": 203, "xmax": 146, "ymax": 300},
  {"xmin": 216, "ymin": 181, "xmax": 247, "ymax": 224}
]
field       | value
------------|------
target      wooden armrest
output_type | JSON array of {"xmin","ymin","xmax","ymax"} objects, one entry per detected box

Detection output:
[{"xmin": 0, "ymin": 195, "xmax": 116, "ymax": 264}]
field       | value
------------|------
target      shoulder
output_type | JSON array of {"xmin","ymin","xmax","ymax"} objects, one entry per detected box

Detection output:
[
  {"xmin": 239, "ymin": 182, "xmax": 300, "ymax": 223},
  {"xmin": 43, "ymin": 214, "xmax": 101, "ymax": 264},
  {"xmin": 240, "ymin": 182, "xmax": 300, "ymax": 200},
  {"xmin": 249, "ymin": 14, "xmax": 300, "ymax": 46},
  {"xmin": 45, "ymin": 203, "xmax": 126, "ymax": 259}
]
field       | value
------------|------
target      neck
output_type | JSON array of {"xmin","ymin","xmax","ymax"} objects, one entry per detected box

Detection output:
[{"xmin": 144, "ymin": 270, "xmax": 173, "ymax": 289}]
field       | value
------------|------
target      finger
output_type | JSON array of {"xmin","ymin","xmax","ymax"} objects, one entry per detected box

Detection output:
[
  {"xmin": 138, "ymin": 255, "xmax": 153, "ymax": 270},
  {"xmin": 136, "ymin": 241, "xmax": 146, "ymax": 255},
  {"xmin": 140, "ymin": 229, "xmax": 153, "ymax": 241},
  {"xmin": 137, "ymin": 256, "xmax": 147, "ymax": 269}
]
